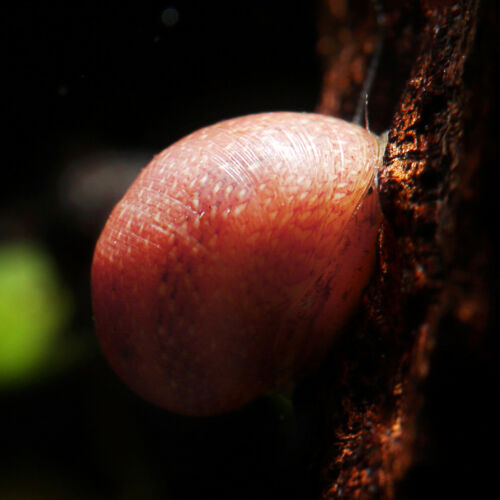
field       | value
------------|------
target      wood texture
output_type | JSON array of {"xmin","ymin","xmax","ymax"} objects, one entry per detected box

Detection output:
[{"xmin": 310, "ymin": 1, "xmax": 494, "ymax": 498}]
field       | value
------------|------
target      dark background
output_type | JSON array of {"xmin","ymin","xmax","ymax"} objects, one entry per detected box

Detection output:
[{"xmin": 2, "ymin": 1, "xmax": 321, "ymax": 499}]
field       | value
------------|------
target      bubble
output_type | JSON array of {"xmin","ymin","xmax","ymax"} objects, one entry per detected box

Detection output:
[{"xmin": 161, "ymin": 7, "xmax": 179, "ymax": 27}]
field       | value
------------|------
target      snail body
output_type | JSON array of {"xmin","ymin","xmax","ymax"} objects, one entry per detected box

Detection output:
[{"xmin": 91, "ymin": 112, "xmax": 384, "ymax": 416}]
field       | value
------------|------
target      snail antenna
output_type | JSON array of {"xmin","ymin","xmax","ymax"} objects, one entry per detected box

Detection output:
[
  {"xmin": 353, "ymin": 0, "xmax": 386, "ymax": 128},
  {"xmin": 364, "ymin": 93, "xmax": 370, "ymax": 131}
]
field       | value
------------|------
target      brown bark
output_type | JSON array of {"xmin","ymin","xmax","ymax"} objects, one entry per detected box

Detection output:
[{"xmin": 308, "ymin": 1, "xmax": 495, "ymax": 498}]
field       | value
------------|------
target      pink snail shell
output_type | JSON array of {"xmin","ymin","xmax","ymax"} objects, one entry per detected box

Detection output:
[{"xmin": 91, "ymin": 112, "xmax": 384, "ymax": 416}]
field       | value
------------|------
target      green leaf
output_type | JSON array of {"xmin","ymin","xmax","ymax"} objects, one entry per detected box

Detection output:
[{"xmin": 0, "ymin": 242, "xmax": 73, "ymax": 387}]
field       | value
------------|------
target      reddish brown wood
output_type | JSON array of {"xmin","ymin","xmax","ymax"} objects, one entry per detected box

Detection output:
[{"xmin": 310, "ymin": 1, "xmax": 493, "ymax": 498}]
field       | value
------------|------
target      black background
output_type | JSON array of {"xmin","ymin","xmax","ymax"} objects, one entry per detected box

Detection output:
[
  {"xmin": 3, "ymin": 0, "xmax": 319, "ymax": 205},
  {"xmin": 2, "ymin": 1, "xmax": 321, "ymax": 499}
]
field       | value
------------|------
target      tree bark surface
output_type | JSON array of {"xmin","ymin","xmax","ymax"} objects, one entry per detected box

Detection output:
[{"xmin": 311, "ymin": 1, "xmax": 495, "ymax": 498}]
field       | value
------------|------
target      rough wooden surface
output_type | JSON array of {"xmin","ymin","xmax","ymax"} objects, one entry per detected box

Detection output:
[{"xmin": 308, "ymin": 1, "xmax": 495, "ymax": 498}]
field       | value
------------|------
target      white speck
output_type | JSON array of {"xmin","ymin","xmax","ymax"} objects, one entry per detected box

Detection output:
[{"xmin": 233, "ymin": 204, "xmax": 245, "ymax": 217}]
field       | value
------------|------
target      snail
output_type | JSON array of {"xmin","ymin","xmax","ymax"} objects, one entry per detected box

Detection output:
[{"xmin": 91, "ymin": 112, "xmax": 385, "ymax": 416}]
